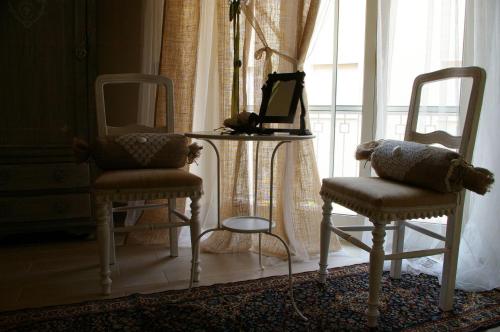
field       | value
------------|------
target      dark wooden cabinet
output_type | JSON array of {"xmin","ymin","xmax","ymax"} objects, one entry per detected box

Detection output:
[{"xmin": 0, "ymin": 0, "xmax": 96, "ymax": 233}]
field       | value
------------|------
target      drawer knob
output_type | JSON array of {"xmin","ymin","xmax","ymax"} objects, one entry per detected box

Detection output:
[{"xmin": 75, "ymin": 43, "xmax": 88, "ymax": 60}]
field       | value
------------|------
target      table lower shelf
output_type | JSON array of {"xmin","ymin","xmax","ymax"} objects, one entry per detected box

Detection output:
[{"xmin": 221, "ymin": 216, "xmax": 275, "ymax": 233}]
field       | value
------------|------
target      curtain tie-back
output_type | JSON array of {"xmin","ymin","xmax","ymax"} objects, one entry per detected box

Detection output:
[
  {"xmin": 254, "ymin": 45, "xmax": 271, "ymax": 60},
  {"xmin": 242, "ymin": 3, "xmax": 297, "ymax": 77},
  {"xmin": 255, "ymin": 45, "xmax": 297, "ymax": 64},
  {"xmin": 255, "ymin": 45, "xmax": 298, "ymax": 78}
]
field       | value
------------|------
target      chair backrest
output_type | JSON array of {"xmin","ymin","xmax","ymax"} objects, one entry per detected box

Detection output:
[
  {"xmin": 95, "ymin": 73, "xmax": 174, "ymax": 137},
  {"xmin": 404, "ymin": 66, "xmax": 486, "ymax": 163}
]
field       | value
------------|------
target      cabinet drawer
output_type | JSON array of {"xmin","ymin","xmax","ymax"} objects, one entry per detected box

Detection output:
[
  {"xmin": 0, "ymin": 194, "xmax": 91, "ymax": 223},
  {"xmin": 0, "ymin": 163, "xmax": 89, "ymax": 191}
]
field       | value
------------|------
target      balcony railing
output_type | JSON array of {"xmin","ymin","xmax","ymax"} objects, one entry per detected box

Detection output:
[{"xmin": 309, "ymin": 105, "xmax": 460, "ymax": 180}]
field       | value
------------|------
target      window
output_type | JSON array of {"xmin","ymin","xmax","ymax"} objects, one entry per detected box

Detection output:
[
  {"xmin": 305, "ymin": 0, "xmax": 366, "ymax": 181},
  {"xmin": 305, "ymin": 0, "xmax": 466, "ymax": 222},
  {"xmin": 304, "ymin": 0, "xmax": 369, "ymax": 219}
]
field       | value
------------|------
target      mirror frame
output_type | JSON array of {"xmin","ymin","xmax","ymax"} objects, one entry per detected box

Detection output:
[{"xmin": 258, "ymin": 71, "xmax": 305, "ymax": 125}]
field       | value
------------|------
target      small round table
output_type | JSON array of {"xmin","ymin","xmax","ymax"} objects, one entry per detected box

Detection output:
[{"xmin": 185, "ymin": 130, "xmax": 315, "ymax": 320}]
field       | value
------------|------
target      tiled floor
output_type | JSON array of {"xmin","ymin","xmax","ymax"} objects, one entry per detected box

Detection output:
[
  {"xmin": 1, "ymin": 235, "xmax": 499, "ymax": 332},
  {"xmin": 0, "ymin": 235, "xmax": 368, "ymax": 312}
]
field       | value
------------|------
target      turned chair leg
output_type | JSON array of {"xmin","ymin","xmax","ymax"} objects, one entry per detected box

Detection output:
[
  {"xmin": 168, "ymin": 198, "xmax": 179, "ymax": 257},
  {"xmin": 319, "ymin": 197, "xmax": 333, "ymax": 283},
  {"xmin": 108, "ymin": 203, "xmax": 116, "ymax": 265},
  {"xmin": 440, "ymin": 214, "xmax": 460, "ymax": 311},
  {"xmin": 96, "ymin": 200, "xmax": 112, "ymax": 295},
  {"xmin": 169, "ymin": 227, "xmax": 179, "ymax": 257},
  {"xmin": 390, "ymin": 220, "xmax": 405, "ymax": 279},
  {"xmin": 189, "ymin": 196, "xmax": 201, "ymax": 283},
  {"xmin": 367, "ymin": 220, "xmax": 386, "ymax": 328}
]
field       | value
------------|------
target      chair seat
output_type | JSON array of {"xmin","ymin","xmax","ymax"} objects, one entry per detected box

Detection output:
[
  {"xmin": 93, "ymin": 169, "xmax": 202, "ymax": 201},
  {"xmin": 321, "ymin": 177, "xmax": 457, "ymax": 222}
]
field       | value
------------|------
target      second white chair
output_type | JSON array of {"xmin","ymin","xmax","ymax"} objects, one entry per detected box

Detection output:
[{"xmin": 319, "ymin": 67, "xmax": 486, "ymax": 327}]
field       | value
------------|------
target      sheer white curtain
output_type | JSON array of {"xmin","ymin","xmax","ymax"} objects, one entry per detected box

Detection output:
[
  {"xmin": 189, "ymin": 0, "xmax": 220, "ymax": 236},
  {"xmin": 457, "ymin": 0, "xmax": 500, "ymax": 291},
  {"xmin": 376, "ymin": 0, "xmax": 500, "ymax": 290},
  {"xmin": 376, "ymin": 0, "xmax": 465, "ymax": 140},
  {"xmin": 375, "ymin": 0, "xmax": 465, "ymax": 276}
]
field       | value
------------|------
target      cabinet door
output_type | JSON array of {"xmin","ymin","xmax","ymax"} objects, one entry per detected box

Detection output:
[{"xmin": 0, "ymin": 0, "xmax": 89, "ymax": 163}]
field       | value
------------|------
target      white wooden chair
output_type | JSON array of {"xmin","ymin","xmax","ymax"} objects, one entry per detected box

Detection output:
[
  {"xmin": 318, "ymin": 67, "xmax": 486, "ymax": 327},
  {"xmin": 93, "ymin": 73, "xmax": 202, "ymax": 295}
]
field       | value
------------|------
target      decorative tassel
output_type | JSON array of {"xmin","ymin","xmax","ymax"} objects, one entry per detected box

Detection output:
[
  {"xmin": 187, "ymin": 142, "xmax": 203, "ymax": 165},
  {"xmin": 355, "ymin": 140, "xmax": 382, "ymax": 160},
  {"xmin": 462, "ymin": 165, "xmax": 495, "ymax": 195}
]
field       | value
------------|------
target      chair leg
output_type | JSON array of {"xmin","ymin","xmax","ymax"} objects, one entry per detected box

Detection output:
[
  {"xmin": 168, "ymin": 198, "xmax": 179, "ymax": 257},
  {"xmin": 96, "ymin": 200, "xmax": 112, "ymax": 295},
  {"xmin": 440, "ymin": 214, "xmax": 461, "ymax": 311},
  {"xmin": 108, "ymin": 204, "xmax": 116, "ymax": 265},
  {"xmin": 390, "ymin": 220, "xmax": 405, "ymax": 279},
  {"xmin": 367, "ymin": 220, "xmax": 386, "ymax": 328},
  {"xmin": 189, "ymin": 196, "xmax": 201, "ymax": 283},
  {"xmin": 319, "ymin": 197, "xmax": 333, "ymax": 283}
]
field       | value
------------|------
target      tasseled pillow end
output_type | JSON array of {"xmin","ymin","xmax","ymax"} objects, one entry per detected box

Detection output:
[
  {"xmin": 463, "ymin": 166, "xmax": 495, "ymax": 195},
  {"xmin": 187, "ymin": 142, "xmax": 203, "ymax": 165},
  {"xmin": 355, "ymin": 140, "xmax": 382, "ymax": 160}
]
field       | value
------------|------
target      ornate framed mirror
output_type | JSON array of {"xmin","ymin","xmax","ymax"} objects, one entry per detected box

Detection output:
[{"xmin": 258, "ymin": 71, "xmax": 311, "ymax": 135}]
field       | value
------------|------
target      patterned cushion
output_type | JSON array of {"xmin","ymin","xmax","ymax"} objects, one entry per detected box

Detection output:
[
  {"xmin": 91, "ymin": 133, "xmax": 192, "ymax": 170},
  {"xmin": 356, "ymin": 140, "xmax": 494, "ymax": 194},
  {"xmin": 370, "ymin": 140, "xmax": 461, "ymax": 193}
]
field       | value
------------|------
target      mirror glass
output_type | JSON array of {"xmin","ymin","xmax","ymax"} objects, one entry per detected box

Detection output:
[
  {"xmin": 258, "ymin": 71, "xmax": 306, "ymax": 130},
  {"xmin": 266, "ymin": 80, "xmax": 297, "ymax": 117}
]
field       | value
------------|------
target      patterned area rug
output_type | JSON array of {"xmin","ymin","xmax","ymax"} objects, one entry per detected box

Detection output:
[{"xmin": 1, "ymin": 264, "xmax": 499, "ymax": 331}]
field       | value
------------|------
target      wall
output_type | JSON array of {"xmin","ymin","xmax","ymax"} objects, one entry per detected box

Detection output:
[{"xmin": 97, "ymin": 0, "xmax": 145, "ymax": 126}]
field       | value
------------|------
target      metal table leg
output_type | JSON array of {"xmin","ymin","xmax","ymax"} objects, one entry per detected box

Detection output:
[
  {"xmin": 202, "ymin": 139, "xmax": 221, "ymax": 228},
  {"xmin": 266, "ymin": 232, "xmax": 307, "ymax": 321},
  {"xmin": 189, "ymin": 138, "xmax": 307, "ymax": 320}
]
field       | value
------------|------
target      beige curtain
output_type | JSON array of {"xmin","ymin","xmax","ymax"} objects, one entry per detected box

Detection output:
[
  {"xmin": 127, "ymin": 0, "xmax": 201, "ymax": 245},
  {"xmin": 202, "ymin": 0, "xmax": 341, "ymax": 258}
]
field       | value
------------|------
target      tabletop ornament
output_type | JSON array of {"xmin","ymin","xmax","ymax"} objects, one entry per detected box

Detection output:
[{"xmin": 223, "ymin": 0, "xmax": 258, "ymax": 132}]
